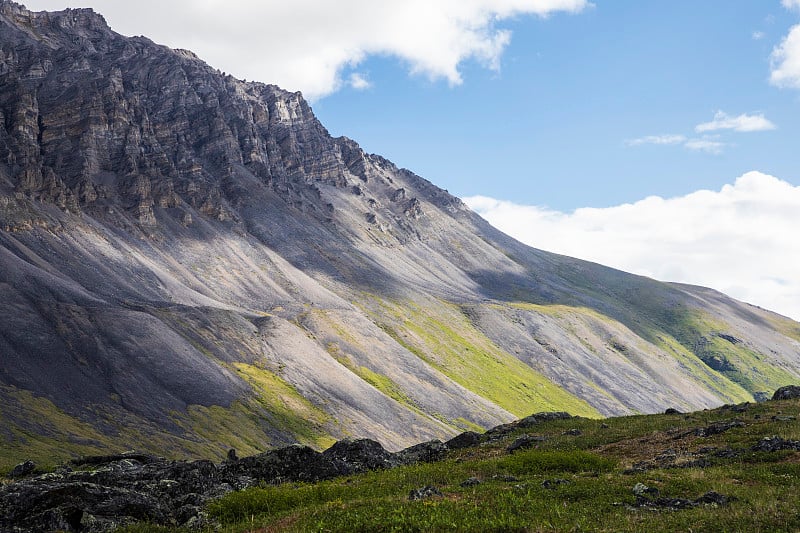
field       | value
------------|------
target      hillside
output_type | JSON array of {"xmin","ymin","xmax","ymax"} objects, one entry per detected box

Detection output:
[
  {"xmin": 2, "ymin": 391, "xmax": 800, "ymax": 531},
  {"xmin": 1, "ymin": 0, "xmax": 800, "ymax": 468}
]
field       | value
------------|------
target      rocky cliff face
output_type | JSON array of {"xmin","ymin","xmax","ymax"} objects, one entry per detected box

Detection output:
[{"xmin": 1, "ymin": 0, "xmax": 799, "ymax": 469}]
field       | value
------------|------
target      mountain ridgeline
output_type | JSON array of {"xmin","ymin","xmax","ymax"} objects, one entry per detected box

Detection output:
[{"xmin": 1, "ymin": 1, "xmax": 799, "ymax": 467}]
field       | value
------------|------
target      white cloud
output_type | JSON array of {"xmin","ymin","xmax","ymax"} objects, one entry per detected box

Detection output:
[
  {"xmin": 625, "ymin": 134, "xmax": 686, "ymax": 146},
  {"xmin": 349, "ymin": 73, "xmax": 372, "ymax": 90},
  {"xmin": 771, "ymin": 24, "xmax": 800, "ymax": 89},
  {"xmin": 683, "ymin": 137, "xmax": 726, "ymax": 154},
  {"xmin": 22, "ymin": 0, "xmax": 589, "ymax": 100},
  {"xmin": 782, "ymin": 0, "xmax": 800, "ymax": 10},
  {"xmin": 465, "ymin": 171, "xmax": 800, "ymax": 321},
  {"xmin": 627, "ymin": 110, "xmax": 774, "ymax": 156},
  {"xmin": 695, "ymin": 111, "xmax": 776, "ymax": 133},
  {"xmin": 625, "ymin": 134, "xmax": 725, "ymax": 154},
  {"xmin": 752, "ymin": 31, "xmax": 765, "ymax": 41}
]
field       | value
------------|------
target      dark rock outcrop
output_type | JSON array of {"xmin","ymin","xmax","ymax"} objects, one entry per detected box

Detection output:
[
  {"xmin": 445, "ymin": 431, "xmax": 482, "ymax": 450},
  {"xmin": 771, "ymin": 385, "xmax": 800, "ymax": 401},
  {"xmin": 0, "ymin": 437, "xmax": 455, "ymax": 532},
  {"xmin": 507, "ymin": 434, "xmax": 547, "ymax": 453},
  {"xmin": 631, "ymin": 489, "xmax": 735, "ymax": 511},
  {"xmin": 9, "ymin": 459, "xmax": 36, "ymax": 478},
  {"xmin": 518, "ymin": 411, "xmax": 572, "ymax": 428},
  {"xmin": 752, "ymin": 436, "xmax": 800, "ymax": 452},
  {"xmin": 693, "ymin": 420, "xmax": 745, "ymax": 437},
  {"xmin": 394, "ymin": 439, "xmax": 448, "ymax": 465}
]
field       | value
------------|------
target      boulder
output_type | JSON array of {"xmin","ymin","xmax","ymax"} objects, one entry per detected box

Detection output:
[
  {"xmin": 445, "ymin": 431, "xmax": 481, "ymax": 450},
  {"xmin": 9, "ymin": 460, "xmax": 36, "ymax": 478},
  {"xmin": 507, "ymin": 434, "xmax": 547, "ymax": 453},
  {"xmin": 408, "ymin": 486, "xmax": 442, "ymax": 501},
  {"xmin": 394, "ymin": 440, "xmax": 447, "ymax": 465},
  {"xmin": 772, "ymin": 385, "xmax": 800, "ymax": 401},
  {"xmin": 321, "ymin": 439, "xmax": 398, "ymax": 475}
]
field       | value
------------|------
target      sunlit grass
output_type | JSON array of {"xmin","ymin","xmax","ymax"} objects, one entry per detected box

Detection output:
[{"xmin": 201, "ymin": 399, "xmax": 800, "ymax": 533}]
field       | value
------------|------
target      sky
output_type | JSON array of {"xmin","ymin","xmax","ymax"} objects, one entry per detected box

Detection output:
[{"xmin": 21, "ymin": 0, "xmax": 800, "ymax": 320}]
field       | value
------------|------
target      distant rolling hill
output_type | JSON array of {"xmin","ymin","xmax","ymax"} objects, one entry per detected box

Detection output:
[{"xmin": 1, "ymin": 0, "xmax": 799, "ymax": 469}]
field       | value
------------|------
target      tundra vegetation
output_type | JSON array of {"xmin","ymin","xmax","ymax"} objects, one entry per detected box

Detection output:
[{"xmin": 96, "ymin": 395, "xmax": 800, "ymax": 531}]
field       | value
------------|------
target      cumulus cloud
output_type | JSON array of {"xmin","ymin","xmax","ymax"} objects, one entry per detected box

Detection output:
[
  {"xmin": 465, "ymin": 171, "xmax": 800, "ymax": 321},
  {"xmin": 23, "ymin": 0, "xmax": 589, "ymax": 100},
  {"xmin": 771, "ymin": 0, "xmax": 800, "ymax": 88},
  {"xmin": 695, "ymin": 111, "xmax": 776, "ymax": 133},
  {"xmin": 771, "ymin": 24, "xmax": 800, "ymax": 89},
  {"xmin": 625, "ymin": 134, "xmax": 686, "ymax": 146}
]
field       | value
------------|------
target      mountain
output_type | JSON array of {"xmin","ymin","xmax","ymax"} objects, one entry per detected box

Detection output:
[{"xmin": 1, "ymin": 1, "xmax": 799, "ymax": 469}]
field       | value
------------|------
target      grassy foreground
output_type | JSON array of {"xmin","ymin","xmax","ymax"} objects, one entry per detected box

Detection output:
[{"xmin": 114, "ymin": 397, "xmax": 800, "ymax": 532}]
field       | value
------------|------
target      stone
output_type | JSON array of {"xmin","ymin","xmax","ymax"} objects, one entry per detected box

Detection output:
[
  {"xmin": 227, "ymin": 444, "xmax": 339, "ymax": 483},
  {"xmin": 694, "ymin": 420, "xmax": 745, "ymax": 437},
  {"xmin": 483, "ymin": 423, "xmax": 516, "ymax": 441},
  {"xmin": 408, "ymin": 486, "xmax": 442, "ymax": 501},
  {"xmin": 394, "ymin": 440, "xmax": 447, "ymax": 465},
  {"xmin": 518, "ymin": 412, "xmax": 572, "ymax": 427},
  {"xmin": 445, "ymin": 431, "xmax": 482, "ymax": 450},
  {"xmin": 772, "ymin": 385, "xmax": 800, "ymax": 401},
  {"xmin": 9, "ymin": 459, "xmax": 36, "ymax": 478},
  {"xmin": 321, "ymin": 439, "xmax": 397, "ymax": 475},
  {"xmin": 444, "ymin": 431, "xmax": 481, "ymax": 450},
  {"xmin": 460, "ymin": 477, "xmax": 481, "ymax": 487},
  {"xmin": 695, "ymin": 491, "xmax": 735, "ymax": 505},
  {"xmin": 0, "ymin": 437, "xmax": 460, "ymax": 532},
  {"xmin": 752, "ymin": 436, "xmax": 800, "ymax": 452},
  {"xmin": 629, "ymin": 484, "xmax": 735, "ymax": 511},
  {"xmin": 507, "ymin": 434, "xmax": 547, "ymax": 453},
  {"xmin": 632, "ymin": 482, "xmax": 657, "ymax": 497},
  {"xmin": 542, "ymin": 478, "xmax": 570, "ymax": 490}
]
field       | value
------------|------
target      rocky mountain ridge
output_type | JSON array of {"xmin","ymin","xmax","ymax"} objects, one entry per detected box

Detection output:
[{"xmin": 1, "ymin": 0, "xmax": 800, "ymax": 469}]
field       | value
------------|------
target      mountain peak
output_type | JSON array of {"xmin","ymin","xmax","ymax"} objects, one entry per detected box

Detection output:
[{"xmin": 1, "ymin": 1, "xmax": 110, "ymax": 40}]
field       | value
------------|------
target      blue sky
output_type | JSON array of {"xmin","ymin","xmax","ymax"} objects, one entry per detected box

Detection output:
[
  {"xmin": 20, "ymin": 0, "xmax": 800, "ymax": 319},
  {"xmin": 312, "ymin": 1, "xmax": 799, "ymax": 210}
]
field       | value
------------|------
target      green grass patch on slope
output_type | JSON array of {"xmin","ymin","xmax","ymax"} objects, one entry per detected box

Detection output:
[
  {"xmin": 364, "ymin": 297, "xmax": 599, "ymax": 419},
  {"xmin": 664, "ymin": 309, "xmax": 799, "ymax": 395},
  {"xmin": 0, "ymin": 385, "xmax": 280, "ymax": 473},
  {"xmin": 203, "ymin": 398, "xmax": 800, "ymax": 533},
  {"xmin": 231, "ymin": 363, "xmax": 336, "ymax": 450},
  {"xmin": 325, "ymin": 341, "xmax": 418, "ymax": 413},
  {"xmin": 506, "ymin": 301, "xmax": 756, "ymax": 406},
  {"xmin": 0, "ymin": 386, "xmax": 127, "ymax": 473}
]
